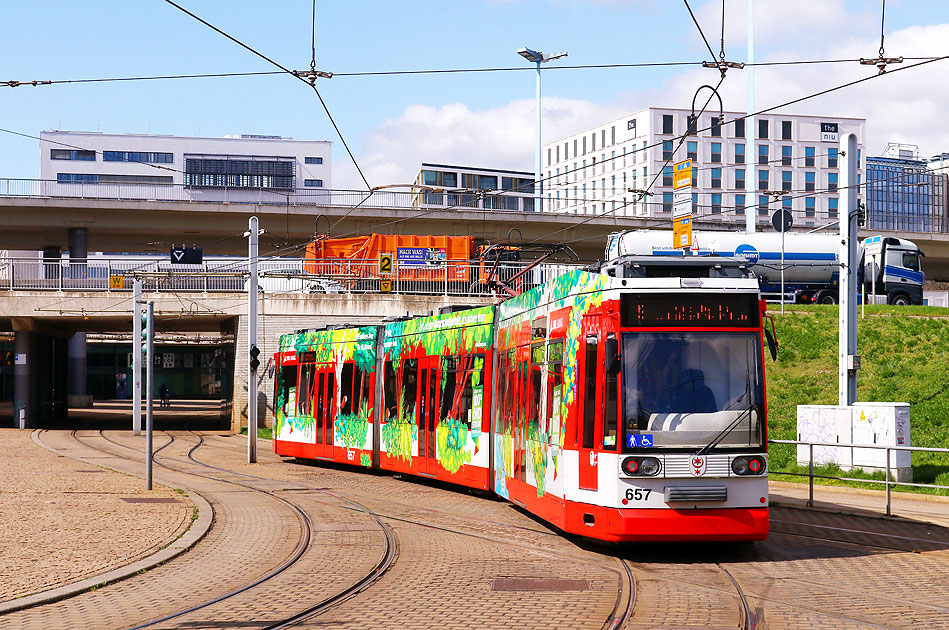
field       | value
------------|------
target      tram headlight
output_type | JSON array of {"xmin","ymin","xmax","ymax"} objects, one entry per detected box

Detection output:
[
  {"xmin": 732, "ymin": 456, "xmax": 766, "ymax": 476},
  {"xmin": 621, "ymin": 456, "xmax": 661, "ymax": 477},
  {"xmin": 639, "ymin": 457, "xmax": 661, "ymax": 476}
]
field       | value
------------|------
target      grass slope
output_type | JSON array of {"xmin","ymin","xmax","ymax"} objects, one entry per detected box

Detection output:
[{"xmin": 766, "ymin": 305, "xmax": 949, "ymax": 493}]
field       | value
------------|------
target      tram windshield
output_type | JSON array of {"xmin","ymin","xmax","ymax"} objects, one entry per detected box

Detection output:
[{"xmin": 622, "ymin": 332, "xmax": 764, "ymax": 451}]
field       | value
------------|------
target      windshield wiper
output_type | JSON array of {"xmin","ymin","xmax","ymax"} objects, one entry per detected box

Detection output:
[{"xmin": 695, "ymin": 405, "xmax": 754, "ymax": 456}]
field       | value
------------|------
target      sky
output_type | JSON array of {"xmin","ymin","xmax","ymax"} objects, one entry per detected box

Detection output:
[{"xmin": 3, "ymin": 0, "xmax": 949, "ymax": 190}]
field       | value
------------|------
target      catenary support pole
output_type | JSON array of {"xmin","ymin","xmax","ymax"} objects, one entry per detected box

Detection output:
[
  {"xmin": 133, "ymin": 278, "xmax": 142, "ymax": 436},
  {"xmin": 839, "ymin": 133, "xmax": 859, "ymax": 406},
  {"xmin": 248, "ymin": 216, "xmax": 259, "ymax": 463},
  {"xmin": 535, "ymin": 60, "xmax": 542, "ymax": 214},
  {"xmin": 145, "ymin": 300, "xmax": 154, "ymax": 490},
  {"xmin": 745, "ymin": 0, "xmax": 756, "ymax": 233}
]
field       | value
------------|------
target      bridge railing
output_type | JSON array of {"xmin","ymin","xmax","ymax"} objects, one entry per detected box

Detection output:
[{"xmin": 0, "ymin": 256, "xmax": 582, "ymax": 296}]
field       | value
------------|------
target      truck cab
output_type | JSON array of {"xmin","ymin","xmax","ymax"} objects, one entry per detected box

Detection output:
[{"xmin": 862, "ymin": 237, "xmax": 924, "ymax": 306}]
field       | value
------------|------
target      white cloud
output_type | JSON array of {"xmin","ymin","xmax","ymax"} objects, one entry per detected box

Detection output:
[
  {"xmin": 336, "ymin": 18, "xmax": 949, "ymax": 189},
  {"xmin": 335, "ymin": 97, "xmax": 630, "ymax": 189}
]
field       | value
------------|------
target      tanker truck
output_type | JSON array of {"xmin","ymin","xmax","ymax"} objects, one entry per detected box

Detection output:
[{"xmin": 604, "ymin": 230, "xmax": 924, "ymax": 305}]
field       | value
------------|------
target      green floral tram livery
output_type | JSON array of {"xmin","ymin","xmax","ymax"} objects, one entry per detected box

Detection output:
[{"xmin": 273, "ymin": 269, "xmax": 771, "ymax": 542}]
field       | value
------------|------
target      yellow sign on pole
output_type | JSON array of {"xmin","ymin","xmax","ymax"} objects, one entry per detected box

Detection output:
[
  {"xmin": 109, "ymin": 275, "xmax": 124, "ymax": 290},
  {"xmin": 379, "ymin": 252, "xmax": 393, "ymax": 276},
  {"xmin": 380, "ymin": 279, "xmax": 392, "ymax": 293},
  {"xmin": 673, "ymin": 216, "xmax": 692, "ymax": 249},
  {"xmin": 673, "ymin": 159, "xmax": 692, "ymax": 190}
]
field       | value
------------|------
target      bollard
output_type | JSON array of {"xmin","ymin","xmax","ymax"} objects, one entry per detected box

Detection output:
[
  {"xmin": 885, "ymin": 447, "xmax": 892, "ymax": 516},
  {"xmin": 808, "ymin": 442, "xmax": 814, "ymax": 507}
]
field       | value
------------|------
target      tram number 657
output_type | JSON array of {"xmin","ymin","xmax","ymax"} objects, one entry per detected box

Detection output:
[{"xmin": 625, "ymin": 488, "xmax": 651, "ymax": 501}]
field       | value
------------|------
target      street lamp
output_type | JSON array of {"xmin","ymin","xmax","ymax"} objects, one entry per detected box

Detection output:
[{"xmin": 517, "ymin": 47, "xmax": 567, "ymax": 213}]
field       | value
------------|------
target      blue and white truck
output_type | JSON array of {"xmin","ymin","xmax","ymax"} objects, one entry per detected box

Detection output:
[{"xmin": 605, "ymin": 230, "xmax": 924, "ymax": 305}]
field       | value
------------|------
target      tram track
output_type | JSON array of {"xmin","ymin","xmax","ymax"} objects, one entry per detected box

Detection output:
[
  {"xmin": 66, "ymin": 427, "xmax": 399, "ymax": 630},
  {"xmin": 184, "ymin": 430, "xmax": 639, "ymax": 630}
]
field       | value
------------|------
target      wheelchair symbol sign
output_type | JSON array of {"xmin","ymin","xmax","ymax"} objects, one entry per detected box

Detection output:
[{"xmin": 626, "ymin": 434, "xmax": 654, "ymax": 448}]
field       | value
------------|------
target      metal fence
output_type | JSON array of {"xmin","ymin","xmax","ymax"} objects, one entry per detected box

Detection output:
[
  {"xmin": 0, "ymin": 256, "xmax": 580, "ymax": 296},
  {"xmin": 769, "ymin": 438, "xmax": 949, "ymax": 516}
]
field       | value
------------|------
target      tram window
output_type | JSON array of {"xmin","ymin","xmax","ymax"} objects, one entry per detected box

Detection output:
[
  {"xmin": 298, "ymin": 363, "xmax": 316, "ymax": 416},
  {"xmin": 440, "ymin": 356, "xmax": 458, "ymax": 424},
  {"xmin": 400, "ymin": 358, "xmax": 418, "ymax": 421},
  {"xmin": 603, "ymin": 334, "xmax": 619, "ymax": 450},
  {"xmin": 279, "ymin": 365, "xmax": 297, "ymax": 416},
  {"xmin": 340, "ymin": 363, "xmax": 355, "ymax": 416},
  {"xmin": 354, "ymin": 365, "xmax": 368, "ymax": 415},
  {"xmin": 582, "ymin": 335, "xmax": 597, "ymax": 449},
  {"xmin": 547, "ymin": 341, "xmax": 563, "ymax": 445},
  {"xmin": 470, "ymin": 356, "xmax": 484, "ymax": 431},
  {"xmin": 383, "ymin": 360, "xmax": 397, "ymax": 421},
  {"xmin": 519, "ymin": 356, "xmax": 530, "ymax": 433},
  {"xmin": 503, "ymin": 350, "xmax": 516, "ymax": 434},
  {"xmin": 530, "ymin": 344, "xmax": 543, "ymax": 439}
]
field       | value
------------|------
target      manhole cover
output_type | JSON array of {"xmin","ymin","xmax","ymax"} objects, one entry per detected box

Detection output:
[
  {"xmin": 491, "ymin": 578, "xmax": 590, "ymax": 592},
  {"xmin": 120, "ymin": 497, "xmax": 181, "ymax": 504}
]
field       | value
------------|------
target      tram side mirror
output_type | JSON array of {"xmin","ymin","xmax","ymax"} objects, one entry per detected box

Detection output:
[
  {"xmin": 764, "ymin": 327, "xmax": 778, "ymax": 362},
  {"xmin": 605, "ymin": 336, "xmax": 621, "ymax": 374}
]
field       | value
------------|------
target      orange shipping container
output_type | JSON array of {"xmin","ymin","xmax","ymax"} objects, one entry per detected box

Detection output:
[{"xmin": 305, "ymin": 234, "xmax": 473, "ymax": 283}]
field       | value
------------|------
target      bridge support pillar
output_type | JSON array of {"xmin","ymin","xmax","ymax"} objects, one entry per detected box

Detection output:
[
  {"xmin": 67, "ymin": 228, "xmax": 92, "ymax": 407},
  {"xmin": 13, "ymin": 331, "xmax": 37, "ymax": 429}
]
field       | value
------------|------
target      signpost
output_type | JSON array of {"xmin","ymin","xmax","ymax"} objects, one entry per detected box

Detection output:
[
  {"xmin": 865, "ymin": 235, "xmax": 882, "ymax": 305},
  {"xmin": 672, "ymin": 160, "xmax": 693, "ymax": 249},
  {"xmin": 379, "ymin": 252, "xmax": 393, "ymax": 275},
  {"xmin": 771, "ymin": 208, "xmax": 793, "ymax": 313}
]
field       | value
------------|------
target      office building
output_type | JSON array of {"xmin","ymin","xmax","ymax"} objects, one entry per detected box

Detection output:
[
  {"xmin": 412, "ymin": 163, "xmax": 535, "ymax": 212},
  {"xmin": 39, "ymin": 131, "xmax": 332, "ymax": 202},
  {"xmin": 865, "ymin": 143, "xmax": 946, "ymax": 232},
  {"xmin": 543, "ymin": 107, "xmax": 865, "ymax": 228}
]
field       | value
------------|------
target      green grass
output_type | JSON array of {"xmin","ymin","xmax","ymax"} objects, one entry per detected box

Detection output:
[
  {"xmin": 766, "ymin": 305, "xmax": 949, "ymax": 495},
  {"xmin": 239, "ymin": 426, "xmax": 274, "ymax": 439}
]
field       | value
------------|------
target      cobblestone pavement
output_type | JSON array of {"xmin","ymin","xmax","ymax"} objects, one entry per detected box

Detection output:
[
  {"xmin": 5, "ymin": 428, "xmax": 949, "ymax": 629},
  {"xmin": 0, "ymin": 429, "xmax": 191, "ymax": 602}
]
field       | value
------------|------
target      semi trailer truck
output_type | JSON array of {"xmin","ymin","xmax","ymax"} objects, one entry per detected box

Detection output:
[{"xmin": 605, "ymin": 230, "xmax": 924, "ymax": 305}]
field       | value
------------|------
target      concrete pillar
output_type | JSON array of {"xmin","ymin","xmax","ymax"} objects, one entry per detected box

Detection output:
[
  {"xmin": 66, "ymin": 228, "xmax": 92, "ymax": 407},
  {"xmin": 68, "ymin": 333, "xmax": 92, "ymax": 407},
  {"xmin": 42, "ymin": 246, "xmax": 60, "ymax": 281},
  {"xmin": 13, "ymin": 331, "xmax": 36, "ymax": 429}
]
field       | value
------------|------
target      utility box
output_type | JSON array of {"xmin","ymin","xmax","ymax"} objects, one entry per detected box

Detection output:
[
  {"xmin": 796, "ymin": 403, "xmax": 912, "ymax": 482},
  {"xmin": 851, "ymin": 402, "xmax": 912, "ymax": 482},
  {"xmin": 796, "ymin": 405, "xmax": 853, "ymax": 467}
]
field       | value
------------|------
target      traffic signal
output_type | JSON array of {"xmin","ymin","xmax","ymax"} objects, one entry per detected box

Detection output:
[
  {"xmin": 141, "ymin": 309, "xmax": 149, "ymax": 357},
  {"xmin": 857, "ymin": 201, "xmax": 867, "ymax": 226},
  {"xmin": 249, "ymin": 345, "xmax": 260, "ymax": 372}
]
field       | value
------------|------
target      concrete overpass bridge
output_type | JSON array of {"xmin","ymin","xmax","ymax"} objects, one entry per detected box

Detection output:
[
  {"xmin": 4, "ymin": 183, "xmax": 949, "ymax": 277},
  {"xmin": 0, "ymin": 289, "xmax": 493, "ymax": 432}
]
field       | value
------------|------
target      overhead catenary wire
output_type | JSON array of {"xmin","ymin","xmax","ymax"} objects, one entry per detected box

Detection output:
[
  {"xmin": 161, "ymin": 0, "xmax": 371, "ymax": 191},
  {"xmin": 7, "ymin": 56, "xmax": 947, "ymax": 89}
]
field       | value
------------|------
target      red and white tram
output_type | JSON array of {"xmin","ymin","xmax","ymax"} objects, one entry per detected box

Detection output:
[{"xmin": 271, "ymin": 262, "xmax": 772, "ymax": 542}]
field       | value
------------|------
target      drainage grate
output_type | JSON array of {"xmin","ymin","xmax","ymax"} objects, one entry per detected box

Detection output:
[
  {"xmin": 120, "ymin": 497, "xmax": 181, "ymax": 504},
  {"xmin": 491, "ymin": 578, "xmax": 590, "ymax": 592}
]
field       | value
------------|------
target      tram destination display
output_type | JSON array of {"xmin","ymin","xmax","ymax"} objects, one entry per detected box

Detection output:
[{"xmin": 620, "ymin": 293, "xmax": 760, "ymax": 327}]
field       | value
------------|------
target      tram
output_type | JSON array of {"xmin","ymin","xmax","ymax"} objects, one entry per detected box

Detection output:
[{"xmin": 271, "ymin": 261, "xmax": 772, "ymax": 542}]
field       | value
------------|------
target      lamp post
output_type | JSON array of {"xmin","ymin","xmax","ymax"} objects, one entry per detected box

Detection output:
[{"xmin": 517, "ymin": 47, "xmax": 567, "ymax": 213}]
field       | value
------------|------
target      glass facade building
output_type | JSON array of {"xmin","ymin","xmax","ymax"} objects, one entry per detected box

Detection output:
[{"xmin": 866, "ymin": 156, "xmax": 946, "ymax": 232}]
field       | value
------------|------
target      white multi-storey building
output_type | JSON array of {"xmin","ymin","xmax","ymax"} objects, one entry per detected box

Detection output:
[
  {"xmin": 412, "ymin": 163, "xmax": 535, "ymax": 212},
  {"xmin": 543, "ymin": 107, "xmax": 865, "ymax": 228},
  {"xmin": 39, "ymin": 131, "xmax": 332, "ymax": 201}
]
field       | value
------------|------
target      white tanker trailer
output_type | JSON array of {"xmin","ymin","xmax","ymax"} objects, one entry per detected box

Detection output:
[{"xmin": 605, "ymin": 230, "xmax": 924, "ymax": 305}]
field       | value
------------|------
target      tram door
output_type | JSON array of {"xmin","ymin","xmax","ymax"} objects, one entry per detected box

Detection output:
[
  {"xmin": 578, "ymin": 323, "xmax": 601, "ymax": 491},
  {"xmin": 314, "ymin": 367, "xmax": 336, "ymax": 458},
  {"xmin": 416, "ymin": 356, "xmax": 439, "ymax": 475}
]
